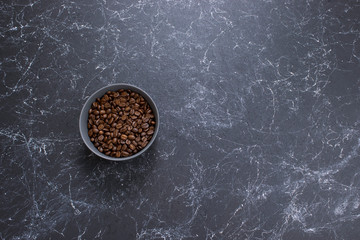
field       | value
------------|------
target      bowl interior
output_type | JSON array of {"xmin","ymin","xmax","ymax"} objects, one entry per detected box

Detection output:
[{"xmin": 79, "ymin": 84, "xmax": 159, "ymax": 161}]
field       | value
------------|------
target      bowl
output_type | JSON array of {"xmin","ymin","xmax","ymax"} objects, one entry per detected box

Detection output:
[{"xmin": 79, "ymin": 83, "xmax": 159, "ymax": 161}]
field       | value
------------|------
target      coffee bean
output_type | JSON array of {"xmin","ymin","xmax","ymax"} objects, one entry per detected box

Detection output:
[
  {"xmin": 121, "ymin": 134, "xmax": 127, "ymax": 140},
  {"xmin": 122, "ymin": 151, "xmax": 130, "ymax": 157},
  {"xmin": 88, "ymin": 129, "xmax": 93, "ymax": 137},
  {"xmin": 87, "ymin": 89, "xmax": 156, "ymax": 158},
  {"xmin": 141, "ymin": 141, "xmax": 148, "ymax": 148}
]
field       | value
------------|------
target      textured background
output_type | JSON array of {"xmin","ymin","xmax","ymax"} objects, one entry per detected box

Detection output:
[{"xmin": 1, "ymin": 0, "xmax": 360, "ymax": 239}]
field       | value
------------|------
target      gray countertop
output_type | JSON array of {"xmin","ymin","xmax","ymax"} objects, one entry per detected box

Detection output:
[{"xmin": 1, "ymin": 0, "xmax": 360, "ymax": 239}]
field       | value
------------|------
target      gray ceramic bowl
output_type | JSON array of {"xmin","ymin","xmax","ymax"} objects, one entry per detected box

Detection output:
[{"xmin": 79, "ymin": 84, "xmax": 159, "ymax": 161}]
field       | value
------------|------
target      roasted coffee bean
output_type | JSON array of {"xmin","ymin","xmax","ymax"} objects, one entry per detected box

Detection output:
[
  {"xmin": 87, "ymin": 89, "xmax": 156, "ymax": 158},
  {"xmin": 122, "ymin": 151, "xmax": 130, "ymax": 157},
  {"xmin": 121, "ymin": 134, "xmax": 127, "ymax": 140},
  {"xmin": 141, "ymin": 141, "xmax": 148, "ymax": 148},
  {"xmin": 88, "ymin": 129, "xmax": 93, "ymax": 137}
]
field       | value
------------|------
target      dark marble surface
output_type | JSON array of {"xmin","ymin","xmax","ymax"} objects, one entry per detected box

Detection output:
[{"xmin": 1, "ymin": 0, "xmax": 360, "ymax": 239}]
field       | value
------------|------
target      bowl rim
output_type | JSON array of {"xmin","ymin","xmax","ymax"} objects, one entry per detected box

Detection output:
[{"xmin": 79, "ymin": 83, "xmax": 159, "ymax": 161}]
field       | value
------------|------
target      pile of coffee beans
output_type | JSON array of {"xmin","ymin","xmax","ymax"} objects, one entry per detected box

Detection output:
[{"xmin": 87, "ymin": 89, "xmax": 156, "ymax": 158}]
